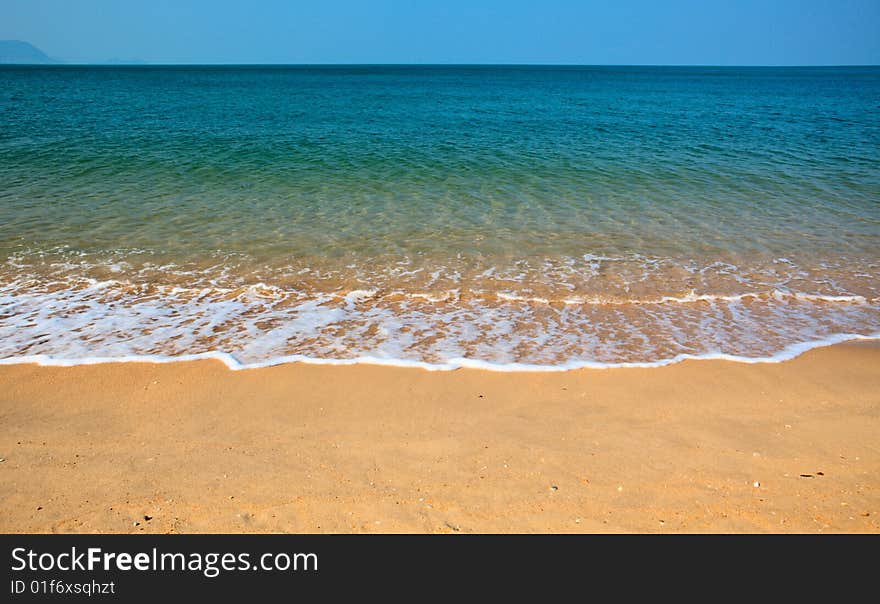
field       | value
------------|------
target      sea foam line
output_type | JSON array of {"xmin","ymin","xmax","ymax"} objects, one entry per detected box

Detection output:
[
  {"xmin": 1, "ymin": 332, "xmax": 877, "ymax": 373},
  {"xmin": 3, "ymin": 275, "xmax": 874, "ymax": 307}
]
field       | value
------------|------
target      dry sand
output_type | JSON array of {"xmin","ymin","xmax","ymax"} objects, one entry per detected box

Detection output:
[{"xmin": 1, "ymin": 341, "xmax": 878, "ymax": 533}]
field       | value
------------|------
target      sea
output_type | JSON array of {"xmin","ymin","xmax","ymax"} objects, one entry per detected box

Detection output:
[{"xmin": 1, "ymin": 65, "xmax": 878, "ymax": 370}]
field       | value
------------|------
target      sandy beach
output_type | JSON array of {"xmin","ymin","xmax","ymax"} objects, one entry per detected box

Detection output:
[{"xmin": 0, "ymin": 341, "xmax": 877, "ymax": 534}]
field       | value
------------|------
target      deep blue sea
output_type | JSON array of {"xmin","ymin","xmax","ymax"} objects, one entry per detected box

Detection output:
[{"xmin": 0, "ymin": 65, "xmax": 878, "ymax": 368}]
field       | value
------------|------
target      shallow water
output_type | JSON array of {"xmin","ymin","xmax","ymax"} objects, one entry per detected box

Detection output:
[{"xmin": 1, "ymin": 66, "xmax": 878, "ymax": 368}]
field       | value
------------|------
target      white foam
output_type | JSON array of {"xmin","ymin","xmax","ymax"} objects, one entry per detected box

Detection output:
[
  {"xmin": 2, "ymin": 254, "xmax": 878, "ymax": 372},
  {"xmin": 496, "ymin": 292, "xmax": 551, "ymax": 304},
  {"xmin": 561, "ymin": 290, "xmax": 871, "ymax": 306},
  {"xmin": 1, "ymin": 332, "xmax": 877, "ymax": 373}
]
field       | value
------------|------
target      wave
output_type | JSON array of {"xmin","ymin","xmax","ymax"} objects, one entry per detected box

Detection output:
[
  {"xmin": 1, "ymin": 332, "xmax": 878, "ymax": 372},
  {"xmin": 1, "ymin": 269, "xmax": 878, "ymax": 369},
  {"xmin": 2, "ymin": 272, "xmax": 876, "ymax": 307},
  {"xmin": 497, "ymin": 289, "xmax": 873, "ymax": 306}
]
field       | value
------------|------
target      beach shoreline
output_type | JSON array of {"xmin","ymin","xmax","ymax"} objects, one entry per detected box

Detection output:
[{"xmin": 1, "ymin": 341, "xmax": 878, "ymax": 533}]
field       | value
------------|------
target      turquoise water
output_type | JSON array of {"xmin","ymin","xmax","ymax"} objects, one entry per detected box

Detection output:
[{"xmin": 1, "ymin": 66, "xmax": 878, "ymax": 367}]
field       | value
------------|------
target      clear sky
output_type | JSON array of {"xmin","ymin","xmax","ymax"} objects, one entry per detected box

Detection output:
[{"xmin": 2, "ymin": 0, "xmax": 879, "ymax": 65}]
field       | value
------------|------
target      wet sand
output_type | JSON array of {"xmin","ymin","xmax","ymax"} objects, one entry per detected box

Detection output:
[{"xmin": 0, "ymin": 341, "xmax": 878, "ymax": 533}]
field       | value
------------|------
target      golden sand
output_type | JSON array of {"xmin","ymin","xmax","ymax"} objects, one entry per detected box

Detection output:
[{"xmin": 0, "ymin": 342, "xmax": 877, "ymax": 533}]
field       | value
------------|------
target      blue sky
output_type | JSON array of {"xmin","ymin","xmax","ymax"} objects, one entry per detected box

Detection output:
[{"xmin": 2, "ymin": 0, "xmax": 879, "ymax": 65}]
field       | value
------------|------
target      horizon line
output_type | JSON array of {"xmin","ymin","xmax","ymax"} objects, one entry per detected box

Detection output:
[{"xmin": 3, "ymin": 62, "xmax": 880, "ymax": 68}]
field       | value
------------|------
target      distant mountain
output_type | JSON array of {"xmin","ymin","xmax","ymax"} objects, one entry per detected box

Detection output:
[{"xmin": 0, "ymin": 40, "xmax": 59, "ymax": 64}]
